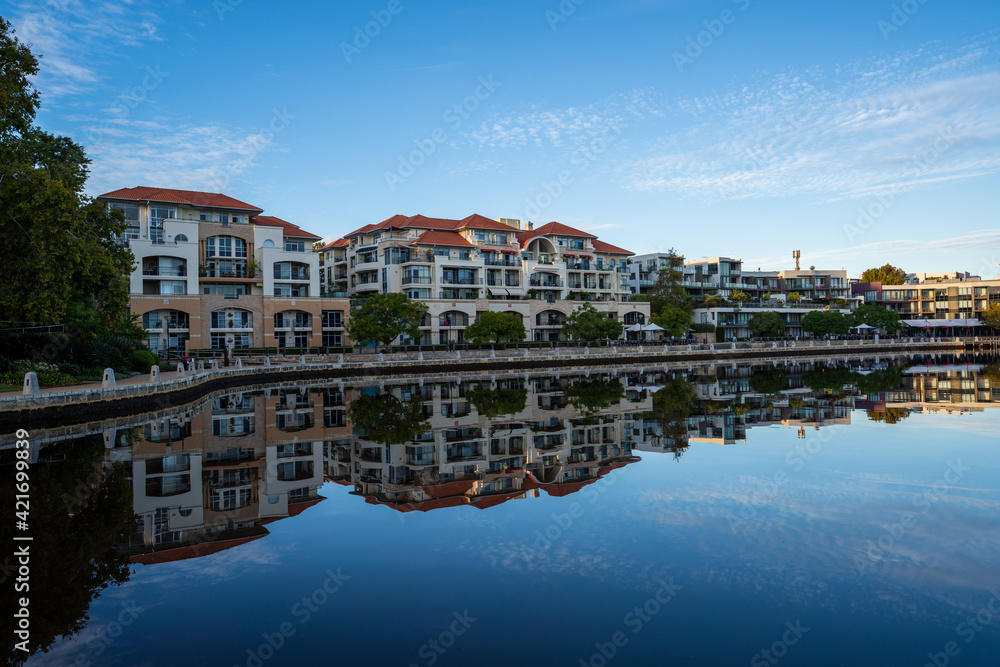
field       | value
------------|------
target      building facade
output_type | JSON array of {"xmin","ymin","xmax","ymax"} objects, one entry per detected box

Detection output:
[
  {"xmin": 99, "ymin": 187, "xmax": 350, "ymax": 353},
  {"xmin": 852, "ymin": 275, "xmax": 1000, "ymax": 320},
  {"xmin": 319, "ymin": 215, "xmax": 649, "ymax": 343}
]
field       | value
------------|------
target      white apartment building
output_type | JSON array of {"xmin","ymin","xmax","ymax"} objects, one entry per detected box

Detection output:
[
  {"xmin": 98, "ymin": 187, "xmax": 349, "ymax": 352},
  {"xmin": 319, "ymin": 215, "xmax": 649, "ymax": 343}
]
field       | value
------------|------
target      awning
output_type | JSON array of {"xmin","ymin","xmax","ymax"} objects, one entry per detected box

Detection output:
[
  {"xmin": 504, "ymin": 288, "xmax": 526, "ymax": 297},
  {"xmin": 534, "ymin": 265, "xmax": 561, "ymax": 273},
  {"xmin": 563, "ymin": 253, "xmax": 576, "ymax": 257},
  {"xmin": 501, "ymin": 249, "xmax": 518, "ymax": 254},
  {"xmin": 488, "ymin": 287, "xmax": 509, "ymax": 296},
  {"xmin": 579, "ymin": 255, "xmax": 592, "ymax": 258}
]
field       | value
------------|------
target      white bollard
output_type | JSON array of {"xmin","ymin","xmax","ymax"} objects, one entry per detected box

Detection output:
[
  {"xmin": 196, "ymin": 360, "xmax": 205, "ymax": 373},
  {"xmin": 176, "ymin": 363, "xmax": 185, "ymax": 378},
  {"xmin": 236, "ymin": 357, "xmax": 243, "ymax": 369},
  {"xmin": 150, "ymin": 366, "xmax": 161, "ymax": 383},
  {"xmin": 300, "ymin": 354, "xmax": 306, "ymax": 365},
  {"xmin": 456, "ymin": 350, "xmax": 461, "ymax": 360},
  {"xmin": 22, "ymin": 372, "xmax": 40, "ymax": 397},
  {"xmin": 338, "ymin": 354, "xmax": 344, "ymax": 365},
  {"xmin": 210, "ymin": 360, "xmax": 219, "ymax": 371},
  {"xmin": 378, "ymin": 352, "xmax": 384, "ymax": 363},
  {"xmin": 418, "ymin": 352, "xmax": 424, "ymax": 362},
  {"xmin": 585, "ymin": 346, "xmax": 590, "ymax": 355},
  {"xmin": 264, "ymin": 356, "xmax": 271, "ymax": 367},
  {"xmin": 102, "ymin": 368, "xmax": 117, "ymax": 389}
]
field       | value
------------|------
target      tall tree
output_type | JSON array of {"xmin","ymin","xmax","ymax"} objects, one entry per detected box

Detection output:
[
  {"xmin": 980, "ymin": 303, "xmax": 1000, "ymax": 330},
  {"xmin": 348, "ymin": 391, "xmax": 429, "ymax": 444},
  {"xmin": 464, "ymin": 311, "xmax": 526, "ymax": 344},
  {"xmin": 802, "ymin": 310, "xmax": 850, "ymax": 335},
  {"xmin": 562, "ymin": 303, "xmax": 624, "ymax": 342},
  {"xmin": 851, "ymin": 304, "xmax": 903, "ymax": 332},
  {"xmin": 860, "ymin": 264, "xmax": 907, "ymax": 285},
  {"xmin": 648, "ymin": 248, "xmax": 690, "ymax": 316},
  {"xmin": 747, "ymin": 311, "xmax": 786, "ymax": 338},
  {"xmin": 0, "ymin": 19, "xmax": 133, "ymax": 329},
  {"xmin": 564, "ymin": 376, "xmax": 626, "ymax": 415},
  {"xmin": 652, "ymin": 304, "xmax": 692, "ymax": 337},
  {"xmin": 346, "ymin": 293, "xmax": 428, "ymax": 347}
]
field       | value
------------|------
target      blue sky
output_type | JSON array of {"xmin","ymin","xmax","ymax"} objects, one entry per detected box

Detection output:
[{"xmin": 7, "ymin": 0, "xmax": 1000, "ymax": 277}]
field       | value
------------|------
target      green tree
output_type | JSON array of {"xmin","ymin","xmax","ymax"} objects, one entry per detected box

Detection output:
[
  {"xmin": 346, "ymin": 293, "xmax": 428, "ymax": 347},
  {"xmin": 801, "ymin": 310, "xmax": 851, "ymax": 336},
  {"xmin": 562, "ymin": 303, "xmax": 624, "ymax": 342},
  {"xmin": 464, "ymin": 311, "xmax": 526, "ymax": 344},
  {"xmin": 642, "ymin": 377, "xmax": 696, "ymax": 458},
  {"xmin": 851, "ymin": 304, "xmax": 903, "ymax": 332},
  {"xmin": 0, "ymin": 437, "xmax": 138, "ymax": 664},
  {"xmin": 866, "ymin": 407, "xmax": 911, "ymax": 424},
  {"xmin": 980, "ymin": 303, "xmax": 1000, "ymax": 330},
  {"xmin": 466, "ymin": 383, "xmax": 528, "ymax": 418},
  {"xmin": 703, "ymin": 294, "xmax": 725, "ymax": 307},
  {"xmin": 348, "ymin": 391, "xmax": 430, "ymax": 444},
  {"xmin": 652, "ymin": 304, "xmax": 692, "ymax": 338},
  {"xmin": 749, "ymin": 367, "xmax": 788, "ymax": 395},
  {"xmin": 730, "ymin": 290, "xmax": 750, "ymax": 304},
  {"xmin": 648, "ymin": 248, "xmax": 691, "ymax": 316},
  {"xmin": 564, "ymin": 376, "xmax": 626, "ymax": 415},
  {"xmin": 0, "ymin": 21, "xmax": 134, "ymax": 330},
  {"xmin": 860, "ymin": 264, "xmax": 907, "ymax": 285},
  {"xmin": 786, "ymin": 292, "xmax": 803, "ymax": 303},
  {"xmin": 747, "ymin": 310, "xmax": 786, "ymax": 338}
]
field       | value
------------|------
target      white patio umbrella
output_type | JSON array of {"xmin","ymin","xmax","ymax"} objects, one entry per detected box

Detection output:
[
  {"xmin": 851, "ymin": 323, "xmax": 876, "ymax": 330},
  {"xmin": 642, "ymin": 323, "xmax": 665, "ymax": 331}
]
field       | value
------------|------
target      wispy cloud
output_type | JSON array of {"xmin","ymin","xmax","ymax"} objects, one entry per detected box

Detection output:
[
  {"xmin": 625, "ymin": 40, "xmax": 1000, "ymax": 203},
  {"xmin": 8, "ymin": 0, "xmax": 164, "ymax": 99},
  {"xmin": 463, "ymin": 88, "xmax": 662, "ymax": 150}
]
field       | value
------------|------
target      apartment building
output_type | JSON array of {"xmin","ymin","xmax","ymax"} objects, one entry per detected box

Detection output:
[
  {"xmin": 322, "ymin": 215, "xmax": 648, "ymax": 343},
  {"xmin": 98, "ymin": 187, "xmax": 349, "ymax": 353},
  {"xmin": 852, "ymin": 275, "xmax": 1000, "ymax": 321},
  {"xmin": 629, "ymin": 253, "xmax": 851, "ymax": 302}
]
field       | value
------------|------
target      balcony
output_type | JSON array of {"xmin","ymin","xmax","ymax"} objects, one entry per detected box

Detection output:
[
  {"xmin": 274, "ymin": 269, "xmax": 310, "ymax": 281},
  {"xmin": 530, "ymin": 278, "xmax": 563, "ymax": 288},
  {"xmin": 441, "ymin": 276, "xmax": 483, "ymax": 286},
  {"xmin": 484, "ymin": 257, "xmax": 521, "ymax": 267},
  {"xmin": 143, "ymin": 266, "xmax": 188, "ymax": 277}
]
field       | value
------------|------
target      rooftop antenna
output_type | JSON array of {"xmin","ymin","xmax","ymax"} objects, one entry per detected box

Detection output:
[{"xmin": 792, "ymin": 250, "xmax": 801, "ymax": 271}]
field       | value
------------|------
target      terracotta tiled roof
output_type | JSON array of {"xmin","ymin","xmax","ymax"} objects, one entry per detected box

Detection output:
[
  {"xmin": 411, "ymin": 230, "xmax": 475, "ymax": 248},
  {"xmin": 593, "ymin": 239, "xmax": 633, "ymax": 255},
  {"xmin": 518, "ymin": 221, "xmax": 598, "ymax": 242},
  {"xmin": 344, "ymin": 214, "xmax": 520, "ymax": 239},
  {"xmin": 129, "ymin": 531, "xmax": 268, "ymax": 565},
  {"xmin": 470, "ymin": 491, "xmax": 526, "ymax": 510},
  {"xmin": 543, "ymin": 478, "xmax": 600, "ymax": 497},
  {"xmin": 252, "ymin": 215, "xmax": 321, "ymax": 240},
  {"xmin": 318, "ymin": 238, "xmax": 349, "ymax": 251},
  {"xmin": 98, "ymin": 186, "xmax": 262, "ymax": 212}
]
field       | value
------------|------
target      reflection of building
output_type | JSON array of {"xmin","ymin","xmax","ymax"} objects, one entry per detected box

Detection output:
[
  {"xmin": 112, "ymin": 389, "xmax": 328, "ymax": 564},
  {"xmin": 330, "ymin": 373, "xmax": 650, "ymax": 511},
  {"xmin": 870, "ymin": 364, "xmax": 1000, "ymax": 414}
]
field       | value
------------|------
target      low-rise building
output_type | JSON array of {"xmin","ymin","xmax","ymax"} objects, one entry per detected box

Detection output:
[{"xmin": 852, "ymin": 274, "xmax": 1000, "ymax": 320}]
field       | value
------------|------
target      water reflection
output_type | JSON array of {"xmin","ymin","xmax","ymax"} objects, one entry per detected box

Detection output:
[{"xmin": 4, "ymin": 355, "xmax": 999, "ymax": 665}]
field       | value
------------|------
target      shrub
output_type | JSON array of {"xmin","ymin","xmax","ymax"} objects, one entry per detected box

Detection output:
[{"xmin": 131, "ymin": 349, "xmax": 159, "ymax": 373}]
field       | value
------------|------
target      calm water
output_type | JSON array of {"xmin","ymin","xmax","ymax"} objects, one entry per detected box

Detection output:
[{"xmin": 4, "ymin": 355, "xmax": 1000, "ymax": 667}]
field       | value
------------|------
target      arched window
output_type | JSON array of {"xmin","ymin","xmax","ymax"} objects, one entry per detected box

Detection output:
[
  {"xmin": 262, "ymin": 239, "xmax": 275, "ymax": 247},
  {"xmin": 174, "ymin": 234, "xmax": 188, "ymax": 242}
]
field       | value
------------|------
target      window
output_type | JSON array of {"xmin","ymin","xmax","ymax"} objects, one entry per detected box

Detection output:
[
  {"xmin": 285, "ymin": 240, "xmax": 306, "ymax": 252},
  {"xmin": 263, "ymin": 239, "xmax": 275, "ymax": 247},
  {"xmin": 174, "ymin": 234, "xmax": 188, "ymax": 242}
]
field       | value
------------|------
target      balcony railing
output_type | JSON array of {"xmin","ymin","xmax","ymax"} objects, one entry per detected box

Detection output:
[
  {"xmin": 441, "ymin": 277, "xmax": 483, "ymax": 285},
  {"xmin": 274, "ymin": 269, "xmax": 310, "ymax": 281},
  {"xmin": 530, "ymin": 277, "xmax": 563, "ymax": 287},
  {"xmin": 484, "ymin": 257, "xmax": 521, "ymax": 267},
  {"xmin": 143, "ymin": 266, "xmax": 187, "ymax": 277}
]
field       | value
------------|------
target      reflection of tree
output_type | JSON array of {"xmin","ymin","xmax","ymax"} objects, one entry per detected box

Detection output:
[
  {"xmin": 866, "ymin": 407, "xmax": 911, "ymax": 424},
  {"xmin": 855, "ymin": 365, "xmax": 905, "ymax": 394},
  {"xmin": 348, "ymin": 391, "xmax": 430, "ymax": 444},
  {"xmin": 0, "ymin": 437, "xmax": 138, "ymax": 665},
  {"xmin": 749, "ymin": 368, "xmax": 788, "ymax": 395},
  {"xmin": 644, "ymin": 377, "xmax": 696, "ymax": 459},
  {"xmin": 982, "ymin": 363, "xmax": 1000, "ymax": 384},
  {"xmin": 466, "ymin": 385, "xmax": 528, "ymax": 419},
  {"xmin": 564, "ymin": 377, "xmax": 625, "ymax": 415},
  {"xmin": 802, "ymin": 366, "xmax": 858, "ymax": 392}
]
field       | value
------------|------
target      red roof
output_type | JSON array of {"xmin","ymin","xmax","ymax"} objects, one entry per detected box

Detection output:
[
  {"xmin": 98, "ymin": 186, "xmax": 262, "ymax": 212},
  {"xmin": 421, "ymin": 480, "xmax": 476, "ymax": 499},
  {"xmin": 345, "ymin": 214, "xmax": 518, "ymax": 238},
  {"xmin": 318, "ymin": 238, "xmax": 349, "ymax": 251},
  {"xmin": 593, "ymin": 239, "xmax": 632, "ymax": 255},
  {"xmin": 130, "ymin": 532, "xmax": 267, "ymax": 565},
  {"xmin": 544, "ymin": 478, "xmax": 600, "ymax": 497},
  {"xmin": 517, "ymin": 221, "xmax": 598, "ymax": 243},
  {"xmin": 412, "ymin": 230, "xmax": 475, "ymax": 248},
  {"xmin": 252, "ymin": 215, "xmax": 321, "ymax": 240}
]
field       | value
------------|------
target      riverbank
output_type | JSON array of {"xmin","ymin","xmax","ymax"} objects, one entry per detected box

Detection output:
[{"xmin": 2, "ymin": 336, "xmax": 992, "ymax": 433}]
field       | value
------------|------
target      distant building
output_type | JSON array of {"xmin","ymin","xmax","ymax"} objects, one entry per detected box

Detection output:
[{"xmin": 852, "ymin": 274, "xmax": 1000, "ymax": 320}]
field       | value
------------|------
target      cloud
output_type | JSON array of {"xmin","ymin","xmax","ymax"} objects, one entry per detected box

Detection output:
[
  {"xmin": 624, "ymin": 40, "xmax": 1000, "ymax": 203},
  {"xmin": 8, "ymin": 0, "xmax": 164, "ymax": 99}
]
